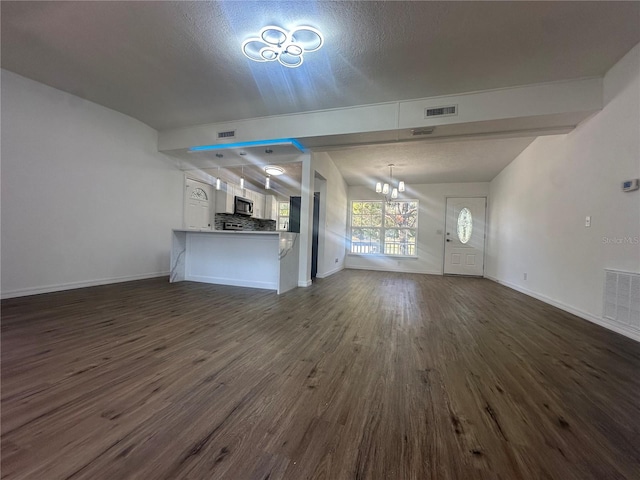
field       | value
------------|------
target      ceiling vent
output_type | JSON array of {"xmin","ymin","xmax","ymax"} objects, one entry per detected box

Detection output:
[
  {"xmin": 217, "ymin": 130, "xmax": 236, "ymax": 139},
  {"xmin": 411, "ymin": 127, "xmax": 435, "ymax": 136},
  {"xmin": 425, "ymin": 105, "xmax": 457, "ymax": 118}
]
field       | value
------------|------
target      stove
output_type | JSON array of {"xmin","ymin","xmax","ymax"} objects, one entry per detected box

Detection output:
[{"xmin": 223, "ymin": 222, "xmax": 244, "ymax": 231}]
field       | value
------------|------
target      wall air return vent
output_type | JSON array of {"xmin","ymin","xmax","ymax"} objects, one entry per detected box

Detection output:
[
  {"xmin": 411, "ymin": 127, "xmax": 435, "ymax": 136},
  {"xmin": 217, "ymin": 130, "xmax": 236, "ymax": 139},
  {"xmin": 425, "ymin": 105, "xmax": 457, "ymax": 118},
  {"xmin": 603, "ymin": 269, "xmax": 640, "ymax": 338}
]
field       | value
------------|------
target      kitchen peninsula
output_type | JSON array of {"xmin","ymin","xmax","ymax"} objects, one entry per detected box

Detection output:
[{"xmin": 170, "ymin": 230, "xmax": 299, "ymax": 294}]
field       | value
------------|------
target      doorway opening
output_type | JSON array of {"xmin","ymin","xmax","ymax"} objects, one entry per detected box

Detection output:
[{"xmin": 311, "ymin": 192, "xmax": 320, "ymax": 278}]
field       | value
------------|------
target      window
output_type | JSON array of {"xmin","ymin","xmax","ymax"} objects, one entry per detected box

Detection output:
[
  {"xmin": 278, "ymin": 201, "xmax": 290, "ymax": 231},
  {"xmin": 350, "ymin": 200, "xmax": 418, "ymax": 256},
  {"xmin": 457, "ymin": 207, "xmax": 472, "ymax": 244},
  {"xmin": 190, "ymin": 187, "xmax": 208, "ymax": 200}
]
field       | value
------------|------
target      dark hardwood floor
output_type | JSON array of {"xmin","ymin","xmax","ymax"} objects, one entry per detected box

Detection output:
[{"xmin": 2, "ymin": 271, "xmax": 639, "ymax": 479}]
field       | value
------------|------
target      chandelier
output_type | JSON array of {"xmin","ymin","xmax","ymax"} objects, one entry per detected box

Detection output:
[{"xmin": 375, "ymin": 164, "xmax": 405, "ymax": 200}]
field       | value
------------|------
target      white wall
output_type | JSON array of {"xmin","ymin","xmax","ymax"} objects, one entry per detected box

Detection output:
[
  {"xmin": 486, "ymin": 44, "xmax": 640, "ymax": 337},
  {"xmin": 346, "ymin": 182, "xmax": 490, "ymax": 274},
  {"xmin": 311, "ymin": 152, "xmax": 349, "ymax": 278},
  {"xmin": 1, "ymin": 70, "xmax": 183, "ymax": 298}
]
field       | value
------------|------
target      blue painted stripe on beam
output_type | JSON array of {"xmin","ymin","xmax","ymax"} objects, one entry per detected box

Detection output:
[{"xmin": 188, "ymin": 138, "xmax": 305, "ymax": 153}]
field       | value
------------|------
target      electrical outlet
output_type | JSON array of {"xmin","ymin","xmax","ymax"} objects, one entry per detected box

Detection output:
[
  {"xmin": 335, "ymin": 258, "xmax": 339, "ymax": 263},
  {"xmin": 585, "ymin": 216, "xmax": 591, "ymax": 227},
  {"xmin": 524, "ymin": 273, "xmax": 527, "ymax": 280}
]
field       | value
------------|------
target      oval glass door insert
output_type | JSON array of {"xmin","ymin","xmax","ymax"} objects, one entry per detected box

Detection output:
[{"xmin": 457, "ymin": 207, "xmax": 473, "ymax": 244}]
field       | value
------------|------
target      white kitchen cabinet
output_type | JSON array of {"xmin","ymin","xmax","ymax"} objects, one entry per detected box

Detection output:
[
  {"xmin": 215, "ymin": 182, "xmax": 243, "ymax": 214},
  {"xmin": 247, "ymin": 190, "xmax": 265, "ymax": 219},
  {"xmin": 257, "ymin": 193, "xmax": 265, "ymax": 219},
  {"xmin": 264, "ymin": 195, "xmax": 278, "ymax": 221},
  {"xmin": 215, "ymin": 183, "xmax": 232, "ymax": 214},
  {"xmin": 234, "ymin": 184, "xmax": 245, "ymax": 200}
]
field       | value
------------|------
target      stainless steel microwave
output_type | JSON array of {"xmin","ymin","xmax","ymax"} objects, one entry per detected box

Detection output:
[{"xmin": 234, "ymin": 196, "xmax": 253, "ymax": 216}]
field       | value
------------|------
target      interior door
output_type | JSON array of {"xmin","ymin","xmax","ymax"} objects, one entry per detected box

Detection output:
[
  {"xmin": 185, "ymin": 179, "xmax": 212, "ymax": 229},
  {"xmin": 444, "ymin": 197, "xmax": 486, "ymax": 276}
]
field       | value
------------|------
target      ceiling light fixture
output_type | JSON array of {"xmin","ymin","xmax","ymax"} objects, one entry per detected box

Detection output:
[
  {"xmin": 375, "ymin": 164, "xmax": 405, "ymax": 201},
  {"xmin": 241, "ymin": 25, "xmax": 324, "ymax": 68},
  {"xmin": 264, "ymin": 165, "xmax": 284, "ymax": 176}
]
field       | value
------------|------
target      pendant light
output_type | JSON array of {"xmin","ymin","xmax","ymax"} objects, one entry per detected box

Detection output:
[
  {"xmin": 375, "ymin": 164, "xmax": 404, "ymax": 201},
  {"xmin": 214, "ymin": 155, "xmax": 223, "ymax": 190},
  {"xmin": 265, "ymin": 175, "xmax": 271, "ymax": 190},
  {"xmin": 240, "ymin": 165, "xmax": 245, "ymax": 190},
  {"xmin": 215, "ymin": 166, "xmax": 221, "ymax": 190}
]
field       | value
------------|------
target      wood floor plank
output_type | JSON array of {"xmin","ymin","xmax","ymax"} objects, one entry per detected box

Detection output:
[{"xmin": 2, "ymin": 271, "xmax": 639, "ymax": 479}]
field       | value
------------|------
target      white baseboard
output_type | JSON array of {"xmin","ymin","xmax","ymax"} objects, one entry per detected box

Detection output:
[
  {"xmin": 485, "ymin": 275, "xmax": 640, "ymax": 343},
  {"xmin": 1, "ymin": 272, "xmax": 169, "ymax": 299},
  {"xmin": 298, "ymin": 279, "xmax": 313, "ymax": 287},
  {"xmin": 186, "ymin": 274, "xmax": 277, "ymax": 291},
  {"xmin": 345, "ymin": 265, "xmax": 442, "ymax": 275},
  {"xmin": 316, "ymin": 264, "xmax": 345, "ymax": 279}
]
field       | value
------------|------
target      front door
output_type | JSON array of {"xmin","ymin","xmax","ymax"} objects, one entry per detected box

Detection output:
[{"xmin": 443, "ymin": 197, "xmax": 486, "ymax": 276}]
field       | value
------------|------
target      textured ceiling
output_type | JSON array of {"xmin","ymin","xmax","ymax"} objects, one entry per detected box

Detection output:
[
  {"xmin": 2, "ymin": 1, "xmax": 639, "ymax": 131},
  {"xmin": 178, "ymin": 135, "xmax": 537, "ymax": 188},
  {"xmin": 328, "ymin": 136, "xmax": 537, "ymax": 186}
]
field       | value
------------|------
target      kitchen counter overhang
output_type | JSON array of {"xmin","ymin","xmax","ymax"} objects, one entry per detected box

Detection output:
[{"xmin": 170, "ymin": 230, "xmax": 299, "ymax": 294}]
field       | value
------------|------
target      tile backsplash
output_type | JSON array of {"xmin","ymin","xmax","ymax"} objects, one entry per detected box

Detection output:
[{"xmin": 215, "ymin": 214, "xmax": 276, "ymax": 231}]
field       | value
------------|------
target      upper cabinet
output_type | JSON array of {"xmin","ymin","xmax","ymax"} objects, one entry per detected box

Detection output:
[
  {"xmin": 215, "ymin": 182, "xmax": 240, "ymax": 214},
  {"xmin": 245, "ymin": 190, "xmax": 265, "ymax": 219},
  {"xmin": 216, "ymin": 182, "xmax": 271, "ymax": 219},
  {"xmin": 264, "ymin": 195, "xmax": 278, "ymax": 221},
  {"xmin": 215, "ymin": 183, "xmax": 231, "ymax": 214}
]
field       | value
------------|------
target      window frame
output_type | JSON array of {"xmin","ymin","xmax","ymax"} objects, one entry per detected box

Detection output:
[
  {"xmin": 349, "ymin": 199, "xmax": 419, "ymax": 257},
  {"xmin": 277, "ymin": 201, "xmax": 290, "ymax": 231}
]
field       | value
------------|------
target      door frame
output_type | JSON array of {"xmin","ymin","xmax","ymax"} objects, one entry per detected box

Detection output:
[{"xmin": 442, "ymin": 195, "xmax": 488, "ymax": 276}]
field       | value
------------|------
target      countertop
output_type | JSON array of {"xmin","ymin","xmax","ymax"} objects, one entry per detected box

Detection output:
[{"xmin": 173, "ymin": 229, "xmax": 286, "ymax": 235}]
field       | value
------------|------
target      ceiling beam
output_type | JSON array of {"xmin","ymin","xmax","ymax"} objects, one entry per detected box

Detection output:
[{"xmin": 158, "ymin": 77, "xmax": 602, "ymax": 152}]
